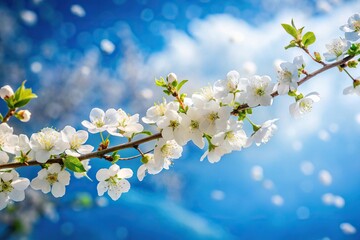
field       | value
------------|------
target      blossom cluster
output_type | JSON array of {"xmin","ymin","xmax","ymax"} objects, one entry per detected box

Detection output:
[{"xmin": 0, "ymin": 13, "xmax": 360, "ymax": 211}]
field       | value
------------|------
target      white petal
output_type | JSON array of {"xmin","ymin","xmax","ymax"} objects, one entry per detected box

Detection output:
[
  {"xmin": 0, "ymin": 151, "xmax": 9, "ymax": 164},
  {"xmin": 89, "ymin": 108, "xmax": 105, "ymax": 122},
  {"xmin": 119, "ymin": 179, "xmax": 130, "ymax": 192},
  {"xmin": 48, "ymin": 163, "xmax": 61, "ymax": 174},
  {"xmin": 97, "ymin": 181, "xmax": 108, "ymax": 196},
  {"xmin": 31, "ymin": 178, "xmax": 50, "ymax": 193},
  {"xmin": 12, "ymin": 178, "xmax": 30, "ymax": 191},
  {"xmin": 109, "ymin": 164, "xmax": 120, "ymax": 175},
  {"xmin": 58, "ymin": 170, "xmax": 71, "ymax": 185},
  {"xmin": 118, "ymin": 168, "xmax": 133, "ymax": 179},
  {"xmin": 137, "ymin": 165, "xmax": 147, "ymax": 181},
  {"xmin": 51, "ymin": 182, "xmax": 66, "ymax": 198},
  {"xmin": 35, "ymin": 150, "xmax": 51, "ymax": 163},
  {"xmin": 343, "ymin": 86, "xmax": 354, "ymax": 95},
  {"xmin": 77, "ymin": 145, "xmax": 94, "ymax": 154},
  {"xmin": 9, "ymin": 189, "xmax": 25, "ymax": 202},
  {"xmin": 108, "ymin": 187, "xmax": 121, "ymax": 201},
  {"xmin": 96, "ymin": 169, "xmax": 110, "ymax": 181}
]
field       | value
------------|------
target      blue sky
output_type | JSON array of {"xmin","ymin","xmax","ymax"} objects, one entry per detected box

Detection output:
[{"xmin": 1, "ymin": 0, "xmax": 360, "ymax": 239}]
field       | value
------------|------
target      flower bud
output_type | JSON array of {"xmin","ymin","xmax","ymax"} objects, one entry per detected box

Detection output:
[
  {"xmin": 167, "ymin": 72, "xmax": 177, "ymax": 84},
  {"xmin": 16, "ymin": 110, "xmax": 31, "ymax": 122},
  {"xmin": 0, "ymin": 85, "xmax": 14, "ymax": 99}
]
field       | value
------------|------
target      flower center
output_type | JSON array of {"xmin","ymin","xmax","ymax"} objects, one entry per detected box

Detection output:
[
  {"xmin": 190, "ymin": 120, "xmax": 199, "ymax": 130},
  {"xmin": 46, "ymin": 173, "xmax": 58, "ymax": 184},
  {"xmin": 255, "ymin": 88, "xmax": 265, "ymax": 96},
  {"xmin": 209, "ymin": 112, "xmax": 219, "ymax": 122},
  {"xmin": 354, "ymin": 21, "xmax": 360, "ymax": 32},
  {"xmin": 280, "ymin": 70, "xmax": 292, "ymax": 83},
  {"xmin": 71, "ymin": 136, "xmax": 82, "ymax": 150},
  {"xmin": 300, "ymin": 100, "xmax": 313, "ymax": 112},
  {"xmin": 94, "ymin": 119, "xmax": 104, "ymax": 128},
  {"xmin": 1, "ymin": 180, "xmax": 13, "ymax": 193},
  {"xmin": 169, "ymin": 120, "xmax": 180, "ymax": 130},
  {"xmin": 39, "ymin": 133, "xmax": 57, "ymax": 151}
]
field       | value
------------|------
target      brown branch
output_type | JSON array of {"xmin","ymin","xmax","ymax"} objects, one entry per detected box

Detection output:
[
  {"xmin": 232, "ymin": 55, "xmax": 354, "ymax": 115},
  {"xmin": 2, "ymin": 109, "xmax": 15, "ymax": 123},
  {"xmin": 0, "ymin": 132, "xmax": 162, "ymax": 170}
]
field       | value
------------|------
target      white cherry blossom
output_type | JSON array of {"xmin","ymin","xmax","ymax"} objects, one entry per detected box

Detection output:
[
  {"xmin": 323, "ymin": 38, "xmax": 350, "ymax": 62},
  {"xmin": 289, "ymin": 92, "xmax": 320, "ymax": 119},
  {"xmin": 0, "ymin": 170, "xmax": 30, "ymax": 210},
  {"xmin": 199, "ymin": 101, "xmax": 232, "ymax": 135},
  {"xmin": 200, "ymin": 144, "xmax": 230, "ymax": 163},
  {"xmin": 0, "ymin": 123, "xmax": 18, "ymax": 155},
  {"xmin": 137, "ymin": 153, "xmax": 163, "ymax": 181},
  {"xmin": 153, "ymin": 139, "xmax": 182, "ymax": 173},
  {"xmin": 246, "ymin": 75, "xmax": 274, "ymax": 107},
  {"xmin": 192, "ymin": 86, "xmax": 217, "ymax": 108},
  {"xmin": 212, "ymin": 119, "xmax": 247, "ymax": 152},
  {"xmin": 276, "ymin": 62, "xmax": 299, "ymax": 95},
  {"xmin": 247, "ymin": 119, "xmax": 278, "ymax": 147},
  {"xmin": 14, "ymin": 134, "xmax": 34, "ymax": 162},
  {"xmin": 142, "ymin": 101, "xmax": 179, "ymax": 124},
  {"xmin": 180, "ymin": 107, "xmax": 205, "ymax": 149},
  {"xmin": 30, "ymin": 128, "xmax": 69, "ymax": 163},
  {"xmin": 157, "ymin": 109, "xmax": 188, "ymax": 145},
  {"xmin": 81, "ymin": 108, "xmax": 117, "ymax": 134},
  {"xmin": 107, "ymin": 108, "xmax": 144, "ymax": 138},
  {"xmin": 61, "ymin": 126, "xmax": 94, "ymax": 157},
  {"xmin": 96, "ymin": 164, "xmax": 133, "ymax": 200},
  {"xmin": 30, "ymin": 163, "xmax": 70, "ymax": 198},
  {"xmin": 340, "ymin": 13, "xmax": 360, "ymax": 41}
]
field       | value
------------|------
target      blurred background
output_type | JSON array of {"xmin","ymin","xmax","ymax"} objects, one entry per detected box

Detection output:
[{"xmin": 1, "ymin": 0, "xmax": 360, "ymax": 239}]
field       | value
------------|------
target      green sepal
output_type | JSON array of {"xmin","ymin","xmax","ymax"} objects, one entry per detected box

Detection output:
[
  {"xmin": 281, "ymin": 23, "xmax": 297, "ymax": 39},
  {"xmin": 302, "ymin": 31, "xmax": 316, "ymax": 47},
  {"xmin": 237, "ymin": 110, "xmax": 247, "ymax": 121},
  {"xmin": 246, "ymin": 108, "xmax": 252, "ymax": 114},
  {"xmin": 295, "ymin": 93, "xmax": 304, "ymax": 101},
  {"xmin": 347, "ymin": 60, "xmax": 358, "ymax": 68},
  {"xmin": 314, "ymin": 52, "xmax": 322, "ymax": 62},
  {"xmin": 176, "ymin": 80, "xmax": 188, "ymax": 91},
  {"xmin": 348, "ymin": 43, "xmax": 360, "ymax": 56},
  {"xmin": 285, "ymin": 40, "xmax": 297, "ymax": 50},
  {"xmin": 288, "ymin": 90, "xmax": 297, "ymax": 97},
  {"xmin": 0, "ymin": 113, "xmax": 2, "ymax": 122},
  {"xmin": 163, "ymin": 89, "xmax": 171, "ymax": 95},
  {"xmin": 63, "ymin": 156, "xmax": 86, "ymax": 173},
  {"xmin": 171, "ymin": 80, "xmax": 178, "ymax": 87},
  {"xmin": 354, "ymin": 80, "xmax": 360, "ymax": 88}
]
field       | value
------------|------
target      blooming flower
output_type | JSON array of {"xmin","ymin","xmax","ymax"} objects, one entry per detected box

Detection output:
[
  {"xmin": 323, "ymin": 38, "xmax": 350, "ymax": 62},
  {"xmin": 211, "ymin": 119, "xmax": 247, "ymax": 152},
  {"xmin": 14, "ymin": 134, "xmax": 35, "ymax": 162},
  {"xmin": 340, "ymin": 13, "xmax": 360, "ymax": 41},
  {"xmin": 107, "ymin": 108, "xmax": 144, "ymax": 138},
  {"xmin": 192, "ymin": 86, "xmax": 217, "ymax": 108},
  {"xmin": 289, "ymin": 92, "xmax": 320, "ymax": 119},
  {"xmin": 276, "ymin": 62, "xmax": 299, "ymax": 95},
  {"xmin": 0, "ymin": 170, "xmax": 30, "ymax": 210},
  {"xmin": 142, "ymin": 100, "xmax": 178, "ymax": 124},
  {"xmin": 0, "ymin": 123, "xmax": 18, "ymax": 155},
  {"xmin": 81, "ymin": 108, "xmax": 117, "ymax": 134},
  {"xmin": 157, "ymin": 108, "xmax": 188, "ymax": 145},
  {"xmin": 0, "ymin": 85, "xmax": 14, "ymax": 99},
  {"xmin": 246, "ymin": 75, "xmax": 274, "ymax": 107},
  {"xmin": 137, "ymin": 153, "xmax": 162, "ymax": 181},
  {"xmin": 199, "ymin": 101, "xmax": 232, "ymax": 135},
  {"xmin": 153, "ymin": 139, "xmax": 183, "ymax": 173},
  {"xmin": 247, "ymin": 119, "xmax": 278, "ymax": 147},
  {"xmin": 179, "ymin": 107, "xmax": 205, "ymax": 149},
  {"xmin": 96, "ymin": 164, "xmax": 133, "ymax": 200},
  {"xmin": 30, "ymin": 128, "xmax": 69, "ymax": 163},
  {"xmin": 61, "ymin": 125, "xmax": 94, "ymax": 157},
  {"xmin": 30, "ymin": 163, "xmax": 70, "ymax": 198},
  {"xmin": 200, "ymin": 144, "xmax": 230, "ymax": 163}
]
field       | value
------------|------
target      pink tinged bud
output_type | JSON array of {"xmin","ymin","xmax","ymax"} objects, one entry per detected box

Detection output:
[
  {"xmin": 0, "ymin": 85, "xmax": 14, "ymax": 99},
  {"xmin": 167, "ymin": 72, "xmax": 177, "ymax": 83},
  {"xmin": 17, "ymin": 110, "xmax": 31, "ymax": 122}
]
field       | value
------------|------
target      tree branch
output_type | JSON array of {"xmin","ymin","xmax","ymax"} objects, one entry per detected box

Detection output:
[
  {"xmin": 0, "ymin": 132, "xmax": 162, "ymax": 170},
  {"xmin": 232, "ymin": 55, "xmax": 354, "ymax": 115}
]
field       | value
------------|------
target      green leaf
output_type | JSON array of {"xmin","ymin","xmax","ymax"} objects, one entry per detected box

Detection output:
[
  {"xmin": 13, "ymin": 81, "xmax": 37, "ymax": 108},
  {"xmin": 284, "ymin": 42, "xmax": 297, "ymax": 50},
  {"xmin": 134, "ymin": 130, "xmax": 152, "ymax": 137},
  {"xmin": 155, "ymin": 78, "xmax": 166, "ymax": 87},
  {"xmin": 0, "ymin": 113, "xmax": 3, "ymax": 122},
  {"xmin": 176, "ymin": 80, "xmax": 188, "ymax": 91},
  {"xmin": 281, "ymin": 23, "xmax": 297, "ymax": 39},
  {"xmin": 163, "ymin": 89, "xmax": 170, "ymax": 95},
  {"xmin": 63, "ymin": 156, "xmax": 86, "ymax": 173},
  {"xmin": 302, "ymin": 31, "xmax": 316, "ymax": 47}
]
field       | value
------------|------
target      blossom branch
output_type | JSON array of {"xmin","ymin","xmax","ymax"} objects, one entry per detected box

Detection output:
[
  {"xmin": 2, "ymin": 109, "xmax": 15, "ymax": 123},
  {"xmin": 0, "ymin": 132, "xmax": 162, "ymax": 170},
  {"xmin": 232, "ymin": 55, "xmax": 354, "ymax": 115}
]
